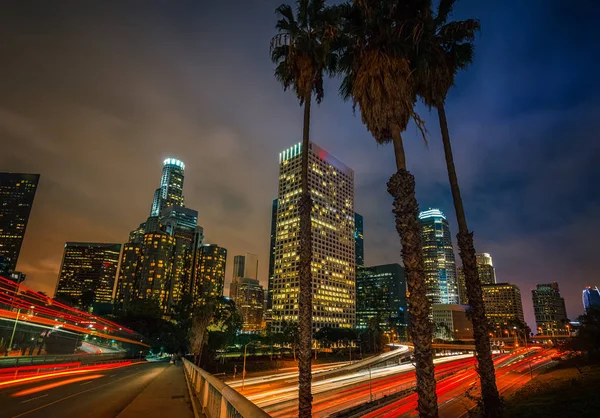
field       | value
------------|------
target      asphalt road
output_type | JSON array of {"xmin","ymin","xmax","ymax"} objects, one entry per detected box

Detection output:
[{"xmin": 0, "ymin": 362, "xmax": 169, "ymax": 418}]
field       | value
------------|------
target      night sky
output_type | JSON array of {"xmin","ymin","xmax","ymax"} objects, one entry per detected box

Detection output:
[{"xmin": 1, "ymin": 0, "xmax": 598, "ymax": 329}]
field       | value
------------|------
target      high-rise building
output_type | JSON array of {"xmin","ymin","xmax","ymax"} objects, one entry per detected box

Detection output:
[
  {"xmin": 0, "ymin": 173, "xmax": 40, "ymax": 272},
  {"xmin": 532, "ymin": 282, "xmax": 568, "ymax": 336},
  {"xmin": 267, "ymin": 199, "xmax": 278, "ymax": 311},
  {"xmin": 150, "ymin": 158, "xmax": 185, "ymax": 217},
  {"xmin": 55, "ymin": 242, "xmax": 121, "ymax": 306},
  {"xmin": 196, "ymin": 244, "xmax": 227, "ymax": 300},
  {"xmin": 117, "ymin": 159, "xmax": 205, "ymax": 313},
  {"xmin": 419, "ymin": 209, "xmax": 459, "ymax": 305},
  {"xmin": 583, "ymin": 286, "xmax": 600, "ymax": 313},
  {"xmin": 233, "ymin": 253, "xmax": 258, "ymax": 280},
  {"xmin": 231, "ymin": 277, "xmax": 265, "ymax": 332},
  {"xmin": 481, "ymin": 283, "xmax": 525, "ymax": 333},
  {"xmin": 457, "ymin": 252, "xmax": 497, "ymax": 305},
  {"xmin": 272, "ymin": 142, "xmax": 355, "ymax": 332},
  {"xmin": 354, "ymin": 213, "xmax": 364, "ymax": 267},
  {"xmin": 432, "ymin": 304, "xmax": 473, "ymax": 340},
  {"xmin": 356, "ymin": 264, "xmax": 406, "ymax": 334}
]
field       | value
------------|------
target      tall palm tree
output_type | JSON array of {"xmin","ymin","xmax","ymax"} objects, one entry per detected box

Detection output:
[
  {"xmin": 412, "ymin": 1, "xmax": 503, "ymax": 416},
  {"xmin": 270, "ymin": 2, "xmax": 339, "ymax": 416},
  {"xmin": 337, "ymin": 1, "xmax": 438, "ymax": 416}
]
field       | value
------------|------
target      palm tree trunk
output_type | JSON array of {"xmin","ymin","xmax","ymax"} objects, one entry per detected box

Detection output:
[
  {"xmin": 437, "ymin": 105, "xmax": 503, "ymax": 418},
  {"xmin": 298, "ymin": 92, "xmax": 313, "ymax": 418},
  {"xmin": 388, "ymin": 128, "xmax": 438, "ymax": 418}
]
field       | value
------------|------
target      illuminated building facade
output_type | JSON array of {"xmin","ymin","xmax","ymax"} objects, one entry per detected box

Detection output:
[
  {"xmin": 117, "ymin": 158, "xmax": 205, "ymax": 314},
  {"xmin": 267, "ymin": 199, "xmax": 278, "ymax": 310},
  {"xmin": 419, "ymin": 209, "xmax": 459, "ymax": 305},
  {"xmin": 457, "ymin": 252, "xmax": 497, "ymax": 305},
  {"xmin": 0, "ymin": 173, "xmax": 40, "ymax": 272},
  {"xmin": 231, "ymin": 277, "xmax": 265, "ymax": 332},
  {"xmin": 532, "ymin": 282, "xmax": 568, "ymax": 336},
  {"xmin": 481, "ymin": 283, "xmax": 525, "ymax": 332},
  {"xmin": 432, "ymin": 304, "xmax": 473, "ymax": 340},
  {"xmin": 356, "ymin": 264, "xmax": 406, "ymax": 333},
  {"xmin": 272, "ymin": 142, "xmax": 355, "ymax": 332},
  {"xmin": 196, "ymin": 244, "xmax": 227, "ymax": 301},
  {"xmin": 55, "ymin": 242, "xmax": 121, "ymax": 306},
  {"xmin": 150, "ymin": 158, "xmax": 185, "ymax": 217},
  {"xmin": 583, "ymin": 286, "xmax": 600, "ymax": 313},
  {"xmin": 354, "ymin": 213, "xmax": 364, "ymax": 267}
]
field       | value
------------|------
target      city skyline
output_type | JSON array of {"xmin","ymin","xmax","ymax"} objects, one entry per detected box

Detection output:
[{"xmin": 1, "ymin": 1, "xmax": 597, "ymax": 330}]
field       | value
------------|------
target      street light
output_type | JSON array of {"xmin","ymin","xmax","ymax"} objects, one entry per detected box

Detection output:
[
  {"xmin": 241, "ymin": 340, "xmax": 259, "ymax": 391},
  {"xmin": 6, "ymin": 308, "xmax": 21, "ymax": 357}
]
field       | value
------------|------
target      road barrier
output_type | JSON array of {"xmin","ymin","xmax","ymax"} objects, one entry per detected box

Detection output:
[
  {"xmin": 0, "ymin": 352, "xmax": 126, "ymax": 368},
  {"xmin": 183, "ymin": 358, "xmax": 270, "ymax": 418}
]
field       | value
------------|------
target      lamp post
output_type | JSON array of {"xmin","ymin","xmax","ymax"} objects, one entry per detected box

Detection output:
[
  {"xmin": 241, "ymin": 340, "xmax": 258, "ymax": 391},
  {"xmin": 6, "ymin": 308, "xmax": 21, "ymax": 356}
]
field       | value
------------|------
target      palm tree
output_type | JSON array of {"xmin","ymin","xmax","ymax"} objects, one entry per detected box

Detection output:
[
  {"xmin": 412, "ymin": 1, "xmax": 502, "ymax": 416},
  {"xmin": 270, "ymin": 2, "xmax": 339, "ymax": 416},
  {"xmin": 337, "ymin": 1, "xmax": 438, "ymax": 416}
]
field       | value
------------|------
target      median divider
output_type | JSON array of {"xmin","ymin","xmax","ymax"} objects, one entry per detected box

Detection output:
[{"xmin": 182, "ymin": 358, "xmax": 270, "ymax": 418}]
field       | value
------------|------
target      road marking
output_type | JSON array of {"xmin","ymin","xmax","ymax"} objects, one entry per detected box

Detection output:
[
  {"xmin": 109, "ymin": 374, "xmax": 116, "ymax": 377},
  {"xmin": 20, "ymin": 394, "xmax": 48, "ymax": 404},
  {"xmin": 12, "ymin": 364, "xmax": 157, "ymax": 418},
  {"xmin": 80, "ymin": 381, "xmax": 94, "ymax": 386}
]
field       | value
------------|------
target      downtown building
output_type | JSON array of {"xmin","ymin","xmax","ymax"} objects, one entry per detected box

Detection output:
[
  {"xmin": 0, "ymin": 173, "xmax": 40, "ymax": 276},
  {"xmin": 115, "ymin": 158, "xmax": 211, "ymax": 314},
  {"xmin": 55, "ymin": 242, "xmax": 121, "ymax": 309},
  {"xmin": 532, "ymin": 282, "xmax": 568, "ymax": 336},
  {"xmin": 583, "ymin": 286, "xmax": 600, "ymax": 313},
  {"xmin": 432, "ymin": 304, "xmax": 473, "ymax": 341},
  {"xmin": 419, "ymin": 209, "xmax": 459, "ymax": 305},
  {"xmin": 354, "ymin": 213, "xmax": 364, "ymax": 267},
  {"xmin": 356, "ymin": 264, "xmax": 406, "ymax": 334},
  {"xmin": 271, "ymin": 142, "xmax": 355, "ymax": 332},
  {"xmin": 481, "ymin": 283, "xmax": 525, "ymax": 334},
  {"xmin": 457, "ymin": 252, "xmax": 497, "ymax": 305},
  {"xmin": 230, "ymin": 253, "xmax": 264, "ymax": 332}
]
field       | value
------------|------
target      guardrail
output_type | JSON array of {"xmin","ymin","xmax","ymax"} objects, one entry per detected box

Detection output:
[
  {"xmin": 182, "ymin": 358, "xmax": 270, "ymax": 418},
  {"xmin": 0, "ymin": 352, "xmax": 126, "ymax": 368}
]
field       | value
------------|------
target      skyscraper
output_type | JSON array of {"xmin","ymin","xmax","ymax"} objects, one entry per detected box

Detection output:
[
  {"xmin": 0, "ymin": 173, "xmax": 40, "ymax": 272},
  {"xmin": 196, "ymin": 244, "xmax": 227, "ymax": 300},
  {"xmin": 354, "ymin": 213, "xmax": 364, "ymax": 267},
  {"xmin": 457, "ymin": 252, "xmax": 497, "ymax": 305},
  {"xmin": 432, "ymin": 304, "xmax": 473, "ymax": 340},
  {"xmin": 272, "ymin": 142, "xmax": 355, "ymax": 332},
  {"xmin": 230, "ymin": 277, "xmax": 265, "ymax": 332},
  {"xmin": 267, "ymin": 199, "xmax": 278, "ymax": 310},
  {"xmin": 419, "ymin": 209, "xmax": 459, "ymax": 305},
  {"xmin": 117, "ymin": 158, "xmax": 204, "ymax": 313},
  {"xmin": 233, "ymin": 253, "xmax": 258, "ymax": 280},
  {"xmin": 481, "ymin": 283, "xmax": 525, "ymax": 333},
  {"xmin": 356, "ymin": 264, "xmax": 406, "ymax": 334},
  {"xmin": 55, "ymin": 242, "xmax": 121, "ymax": 306},
  {"xmin": 532, "ymin": 282, "xmax": 568, "ymax": 336},
  {"xmin": 583, "ymin": 286, "xmax": 600, "ymax": 313},
  {"xmin": 150, "ymin": 158, "xmax": 185, "ymax": 217}
]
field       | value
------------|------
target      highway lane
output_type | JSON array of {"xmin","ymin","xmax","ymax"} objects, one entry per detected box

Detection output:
[
  {"xmin": 363, "ymin": 348, "xmax": 558, "ymax": 417},
  {"xmin": 0, "ymin": 361, "xmax": 169, "ymax": 418}
]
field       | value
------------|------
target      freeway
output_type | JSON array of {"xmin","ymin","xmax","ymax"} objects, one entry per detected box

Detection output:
[
  {"xmin": 0, "ymin": 361, "xmax": 169, "ymax": 418},
  {"xmin": 363, "ymin": 347, "xmax": 558, "ymax": 417}
]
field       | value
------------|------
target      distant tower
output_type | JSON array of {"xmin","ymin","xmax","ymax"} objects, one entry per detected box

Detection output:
[
  {"xmin": 583, "ymin": 286, "xmax": 600, "ymax": 312},
  {"xmin": 267, "ymin": 199, "xmax": 278, "ymax": 310},
  {"xmin": 354, "ymin": 213, "xmax": 364, "ymax": 267},
  {"xmin": 0, "ymin": 173, "xmax": 40, "ymax": 272},
  {"xmin": 150, "ymin": 158, "xmax": 185, "ymax": 217},
  {"xmin": 55, "ymin": 242, "xmax": 121, "ymax": 307},
  {"xmin": 532, "ymin": 282, "xmax": 568, "ymax": 336},
  {"xmin": 419, "ymin": 209, "xmax": 459, "ymax": 305},
  {"xmin": 457, "ymin": 252, "xmax": 497, "ymax": 305},
  {"xmin": 272, "ymin": 142, "xmax": 356, "ymax": 332}
]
